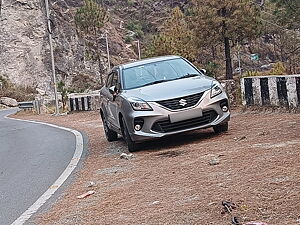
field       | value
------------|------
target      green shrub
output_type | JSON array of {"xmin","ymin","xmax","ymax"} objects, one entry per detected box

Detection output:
[
  {"xmin": 125, "ymin": 20, "xmax": 144, "ymax": 38},
  {"xmin": 57, "ymin": 80, "xmax": 68, "ymax": 111},
  {"xmin": 0, "ymin": 75, "xmax": 37, "ymax": 101},
  {"xmin": 125, "ymin": 35, "xmax": 134, "ymax": 43}
]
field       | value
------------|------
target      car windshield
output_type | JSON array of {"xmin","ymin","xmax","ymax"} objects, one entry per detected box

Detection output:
[{"xmin": 122, "ymin": 58, "xmax": 201, "ymax": 90}]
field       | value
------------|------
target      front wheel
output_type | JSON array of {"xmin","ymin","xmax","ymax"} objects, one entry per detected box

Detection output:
[
  {"xmin": 121, "ymin": 117, "xmax": 138, "ymax": 152},
  {"xmin": 213, "ymin": 122, "xmax": 228, "ymax": 134},
  {"xmin": 101, "ymin": 113, "xmax": 118, "ymax": 142}
]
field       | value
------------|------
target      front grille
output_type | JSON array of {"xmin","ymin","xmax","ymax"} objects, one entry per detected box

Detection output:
[
  {"xmin": 152, "ymin": 110, "xmax": 218, "ymax": 133},
  {"xmin": 156, "ymin": 92, "xmax": 204, "ymax": 110}
]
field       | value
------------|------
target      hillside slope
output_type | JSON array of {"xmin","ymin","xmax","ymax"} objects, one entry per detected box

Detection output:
[{"xmin": 0, "ymin": 0, "xmax": 174, "ymax": 92}]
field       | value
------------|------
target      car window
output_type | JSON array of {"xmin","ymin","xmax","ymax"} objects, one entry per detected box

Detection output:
[
  {"xmin": 122, "ymin": 58, "xmax": 201, "ymax": 90},
  {"xmin": 111, "ymin": 71, "xmax": 118, "ymax": 88},
  {"xmin": 106, "ymin": 70, "xmax": 120, "ymax": 90},
  {"xmin": 106, "ymin": 72, "xmax": 113, "ymax": 88}
]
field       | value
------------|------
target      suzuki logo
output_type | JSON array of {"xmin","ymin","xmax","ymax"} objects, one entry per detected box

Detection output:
[{"xmin": 179, "ymin": 99, "xmax": 187, "ymax": 106}]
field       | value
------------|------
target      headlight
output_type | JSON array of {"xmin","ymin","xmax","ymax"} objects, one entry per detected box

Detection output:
[
  {"xmin": 128, "ymin": 97, "xmax": 153, "ymax": 111},
  {"xmin": 210, "ymin": 82, "xmax": 222, "ymax": 98}
]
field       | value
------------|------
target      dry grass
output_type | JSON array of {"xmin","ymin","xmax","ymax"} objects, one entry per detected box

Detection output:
[{"xmin": 12, "ymin": 110, "xmax": 300, "ymax": 225}]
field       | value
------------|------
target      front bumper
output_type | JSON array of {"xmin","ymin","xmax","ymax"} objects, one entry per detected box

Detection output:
[{"xmin": 123, "ymin": 90, "xmax": 230, "ymax": 142}]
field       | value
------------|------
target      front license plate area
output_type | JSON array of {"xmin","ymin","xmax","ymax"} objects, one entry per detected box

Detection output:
[{"xmin": 169, "ymin": 108, "xmax": 202, "ymax": 123}]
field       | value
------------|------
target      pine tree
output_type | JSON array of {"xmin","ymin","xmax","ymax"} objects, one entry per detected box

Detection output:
[
  {"xmin": 147, "ymin": 7, "xmax": 197, "ymax": 62},
  {"xmin": 75, "ymin": 0, "xmax": 108, "ymax": 34},
  {"xmin": 75, "ymin": 0, "xmax": 108, "ymax": 85},
  {"xmin": 261, "ymin": 1, "xmax": 300, "ymax": 74},
  {"xmin": 270, "ymin": 0, "xmax": 300, "ymax": 29},
  {"xmin": 192, "ymin": 0, "xmax": 261, "ymax": 79}
]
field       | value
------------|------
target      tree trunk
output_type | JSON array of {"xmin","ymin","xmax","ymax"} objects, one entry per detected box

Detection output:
[
  {"xmin": 220, "ymin": 7, "xmax": 233, "ymax": 80},
  {"xmin": 224, "ymin": 36, "xmax": 233, "ymax": 79}
]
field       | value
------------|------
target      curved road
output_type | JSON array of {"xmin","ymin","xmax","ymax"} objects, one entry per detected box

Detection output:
[{"xmin": 0, "ymin": 109, "xmax": 79, "ymax": 225}]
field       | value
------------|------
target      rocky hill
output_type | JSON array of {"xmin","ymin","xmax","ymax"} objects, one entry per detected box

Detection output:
[{"xmin": 0, "ymin": 0, "xmax": 179, "ymax": 94}]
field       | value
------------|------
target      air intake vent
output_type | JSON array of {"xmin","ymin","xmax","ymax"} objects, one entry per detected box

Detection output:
[{"xmin": 152, "ymin": 110, "xmax": 218, "ymax": 133}]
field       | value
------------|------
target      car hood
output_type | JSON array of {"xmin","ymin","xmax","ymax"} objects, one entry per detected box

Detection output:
[{"xmin": 121, "ymin": 76, "xmax": 215, "ymax": 101}]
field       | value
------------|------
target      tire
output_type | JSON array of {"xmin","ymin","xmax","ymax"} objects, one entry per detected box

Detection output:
[
  {"xmin": 213, "ymin": 122, "xmax": 228, "ymax": 134},
  {"xmin": 121, "ymin": 117, "xmax": 138, "ymax": 152},
  {"xmin": 101, "ymin": 113, "xmax": 118, "ymax": 142}
]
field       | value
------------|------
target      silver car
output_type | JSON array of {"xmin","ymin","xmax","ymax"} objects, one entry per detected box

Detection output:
[{"xmin": 100, "ymin": 56, "xmax": 230, "ymax": 151}]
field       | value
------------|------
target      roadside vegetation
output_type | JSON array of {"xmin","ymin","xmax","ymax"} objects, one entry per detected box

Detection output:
[
  {"xmin": 3, "ymin": 0, "xmax": 299, "ymax": 106},
  {"xmin": 146, "ymin": 0, "xmax": 299, "ymax": 79},
  {"xmin": 0, "ymin": 75, "xmax": 37, "ymax": 101},
  {"xmin": 51, "ymin": 0, "xmax": 299, "ymax": 94},
  {"xmin": 75, "ymin": 0, "xmax": 109, "ymax": 86}
]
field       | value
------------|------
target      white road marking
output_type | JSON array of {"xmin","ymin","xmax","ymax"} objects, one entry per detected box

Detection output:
[{"xmin": 4, "ymin": 113, "xmax": 84, "ymax": 225}]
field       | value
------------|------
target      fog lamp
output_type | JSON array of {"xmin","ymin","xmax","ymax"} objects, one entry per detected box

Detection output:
[
  {"xmin": 134, "ymin": 124, "xmax": 142, "ymax": 131},
  {"xmin": 134, "ymin": 117, "xmax": 144, "ymax": 131},
  {"xmin": 222, "ymin": 105, "xmax": 228, "ymax": 112}
]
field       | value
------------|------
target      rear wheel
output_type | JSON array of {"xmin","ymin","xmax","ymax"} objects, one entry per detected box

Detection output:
[
  {"xmin": 121, "ymin": 117, "xmax": 138, "ymax": 152},
  {"xmin": 101, "ymin": 113, "xmax": 118, "ymax": 142},
  {"xmin": 213, "ymin": 122, "xmax": 228, "ymax": 134}
]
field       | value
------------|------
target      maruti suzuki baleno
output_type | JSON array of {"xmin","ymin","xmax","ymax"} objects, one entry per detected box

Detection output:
[{"xmin": 100, "ymin": 56, "xmax": 230, "ymax": 151}]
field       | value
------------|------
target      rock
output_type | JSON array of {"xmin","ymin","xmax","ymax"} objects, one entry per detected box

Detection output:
[
  {"xmin": 258, "ymin": 131, "xmax": 268, "ymax": 136},
  {"xmin": 0, "ymin": 0, "xmax": 137, "ymax": 92},
  {"xmin": 36, "ymin": 88, "xmax": 46, "ymax": 96},
  {"xmin": 0, "ymin": 103, "xmax": 8, "ymax": 109},
  {"xmin": 209, "ymin": 157, "xmax": 220, "ymax": 166},
  {"xmin": 120, "ymin": 153, "xmax": 134, "ymax": 160},
  {"xmin": 0, "ymin": 97, "xmax": 18, "ymax": 107},
  {"xmin": 87, "ymin": 181, "xmax": 95, "ymax": 188}
]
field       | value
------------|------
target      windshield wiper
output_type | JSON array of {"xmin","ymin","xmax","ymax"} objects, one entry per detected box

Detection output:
[
  {"xmin": 177, "ymin": 73, "xmax": 200, "ymax": 79},
  {"xmin": 141, "ymin": 79, "xmax": 170, "ymax": 87}
]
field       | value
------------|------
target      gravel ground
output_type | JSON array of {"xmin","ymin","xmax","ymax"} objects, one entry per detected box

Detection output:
[{"xmin": 13, "ymin": 110, "xmax": 300, "ymax": 225}]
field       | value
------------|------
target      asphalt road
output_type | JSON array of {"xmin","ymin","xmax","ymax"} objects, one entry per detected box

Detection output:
[{"xmin": 0, "ymin": 109, "xmax": 77, "ymax": 225}]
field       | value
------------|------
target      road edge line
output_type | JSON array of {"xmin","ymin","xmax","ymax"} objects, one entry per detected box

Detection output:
[{"xmin": 6, "ymin": 115, "xmax": 84, "ymax": 225}]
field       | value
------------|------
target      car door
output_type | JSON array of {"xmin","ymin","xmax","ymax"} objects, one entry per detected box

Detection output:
[{"xmin": 106, "ymin": 70, "xmax": 121, "ymax": 127}]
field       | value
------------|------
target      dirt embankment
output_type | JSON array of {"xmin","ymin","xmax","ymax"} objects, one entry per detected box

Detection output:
[{"xmin": 13, "ymin": 110, "xmax": 300, "ymax": 225}]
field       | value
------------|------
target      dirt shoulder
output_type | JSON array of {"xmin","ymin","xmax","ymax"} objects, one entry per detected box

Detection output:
[{"xmin": 13, "ymin": 110, "xmax": 300, "ymax": 225}]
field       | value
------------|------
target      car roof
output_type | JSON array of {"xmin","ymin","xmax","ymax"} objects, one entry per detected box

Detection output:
[{"xmin": 118, "ymin": 55, "xmax": 182, "ymax": 70}]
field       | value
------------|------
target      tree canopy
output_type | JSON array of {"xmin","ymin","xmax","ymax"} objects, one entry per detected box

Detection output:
[
  {"xmin": 74, "ymin": 0, "xmax": 109, "ymax": 85},
  {"xmin": 191, "ymin": 0, "xmax": 261, "ymax": 79},
  {"xmin": 147, "ymin": 7, "xmax": 197, "ymax": 62},
  {"xmin": 270, "ymin": 0, "xmax": 300, "ymax": 29},
  {"xmin": 75, "ymin": 0, "xmax": 108, "ymax": 34}
]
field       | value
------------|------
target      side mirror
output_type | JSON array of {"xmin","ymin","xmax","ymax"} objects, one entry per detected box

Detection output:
[
  {"xmin": 109, "ymin": 86, "xmax": 118, "ymax": 101},
  {"xmin": 109, "ymin": 86, "xmax": 116, "ymax": 95},
  {"xmin": 200, "ymin": 69, "xmax": 207, "ymax": 75}
]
